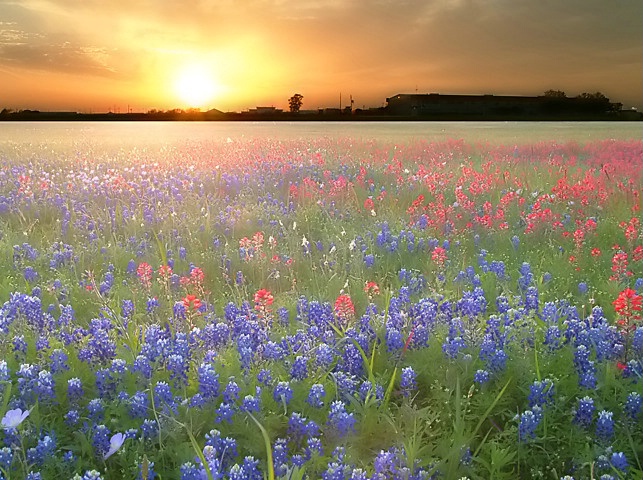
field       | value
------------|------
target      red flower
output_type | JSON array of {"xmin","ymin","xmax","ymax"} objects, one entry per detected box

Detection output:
[
  {"xmin": 190, "ymin": 267, "xmax": 205, "ymax": 285},
  {"xmin": 182, "ymin": 294, "xmax": 202, "ymax": 311},
  {"xmin": 254, "ymin": 289, "xmax": 274, "ymax": 310},
  {"xmin": 137, "ymin": 262, "xmax": 153, "ymax": 288},
  {"xmin": 364, "ymin": 281, "xmax": 380, "ymax": 296},
  {"xmin": 613, "ymin": 288, "xmax": 642, "ymax": 334},
  {"xmin": 334, "ymin": 294, "xmax": 355, "ymax": 319},
  {"xmin": 364, "ymin": 198, "xmax": 375, "ymax": 211},
  {"xmin": 158, "ymin": 265, "xmax": 173, "ymax": 278},
  {"xmin": 431, "ymin": 247, "xmax": 448, "ymax": 267}
]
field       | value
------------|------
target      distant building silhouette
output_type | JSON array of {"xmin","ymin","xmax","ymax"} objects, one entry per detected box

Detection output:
[{"xmin": 385, "ymin": 93, "xmax": 620, "ymax": 118}]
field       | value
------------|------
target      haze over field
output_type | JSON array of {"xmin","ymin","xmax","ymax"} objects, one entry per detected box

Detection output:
[{"xmin": 1, "ymin": 0, "xmax": 641, "ymax": 112}]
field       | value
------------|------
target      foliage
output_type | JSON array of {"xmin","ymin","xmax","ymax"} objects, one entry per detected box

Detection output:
[{"xmin": 0, "ymin": 136, "xmax": 641, "ymax": 479}]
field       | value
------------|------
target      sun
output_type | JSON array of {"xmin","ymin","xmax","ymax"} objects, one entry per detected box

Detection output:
[{"xmin": 174, "ymin": 65, "xmax": 219, "ymax": 108}]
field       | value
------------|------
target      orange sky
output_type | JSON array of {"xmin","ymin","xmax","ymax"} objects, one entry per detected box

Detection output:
[{"xmin": 1, "ymin": 0, "xmax": 642, "ymax": 113}]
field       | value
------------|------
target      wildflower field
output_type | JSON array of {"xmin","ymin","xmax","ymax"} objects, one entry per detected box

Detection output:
[{"xmin": 0, "ymin": 136, "xmax": 641, "ymax": 480}]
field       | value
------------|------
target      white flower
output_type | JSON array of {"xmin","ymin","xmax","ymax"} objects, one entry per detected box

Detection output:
[
  {"xmin": 1, "ymin": 408, "xmax": 30, "ymax": 429},
  {"xmin": 104, "ymin": 432, "xmax": 126, "ymax": 460}
]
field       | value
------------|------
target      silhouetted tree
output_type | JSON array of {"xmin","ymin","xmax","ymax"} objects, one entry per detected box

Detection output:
[
  {"xmin": 543, "ymin": 90, "xmax": 567, "ymax": 98},
  {"xmin": 576, "ymin": 92, "xmax": 610, "ymax": 114},
  {"xmin": 288, "ymin": 94, "xmax": 304, "ymax": 113}
]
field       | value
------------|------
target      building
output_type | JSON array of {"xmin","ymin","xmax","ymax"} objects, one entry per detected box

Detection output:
[{"xmin": 385, "ymin": 93, "xmax": 618, "ymax": 118}]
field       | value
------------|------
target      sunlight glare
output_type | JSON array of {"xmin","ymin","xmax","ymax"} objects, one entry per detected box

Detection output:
[{"xmin": 174, "ymin": 65, "xmax": 218, "ymax": 108}]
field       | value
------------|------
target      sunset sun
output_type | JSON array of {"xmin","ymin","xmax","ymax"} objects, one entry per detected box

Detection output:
[{"xmin": 174, "ymin": 65, "xmax": 219, "ymax": 108}]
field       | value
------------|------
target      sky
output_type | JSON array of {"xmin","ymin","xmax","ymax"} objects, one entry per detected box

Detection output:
[{"xmin": 1, "ymin": 0, "xmax": 641, "ymax": 113}]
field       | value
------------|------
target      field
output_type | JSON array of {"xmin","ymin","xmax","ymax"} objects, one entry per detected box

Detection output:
[{"xmin": 0, "ymin": 136, "xmax": 641, "ymax": 480}]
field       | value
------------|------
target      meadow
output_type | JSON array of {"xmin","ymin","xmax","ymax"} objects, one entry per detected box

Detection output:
[{"xmin": 0, "ymin": 135, "xmax": 641, "ymax": 480}]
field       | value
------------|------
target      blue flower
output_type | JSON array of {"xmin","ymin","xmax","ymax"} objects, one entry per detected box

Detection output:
[
  {"xmin": 573, "ymin": 396, "xmax": 595, "ymax": 429},
  {"xmin": 290, "ymin": 355, "xmax": 309, "ymax": 381},
  {"xmin": 327, "ymin": 401, "xmax": 355, "ymax": 437},
  {"xmin": 624, "ymin": 392, "xmax": 642, "ymax": 421},
  {"xmin": 307, "ymin": 383, "xmax": 326, "ymax": 408},
  {"xmin": 517, "ymin": 406, "xmax": 542, "ymax": 442},
  {"xmin": 528, "ymin": 378, "xmax": 555, "ymax": 408},
  {"xmin": 273, "ymin": 381, "xmax": 293, "ymax": 405},
  {"xmin": 474, "ymin": 369, "xmax": 490, "ymax": 385},
  {"xmin": 610, "ymin": 452, "xmax": 628, "ymax": 473},
  {"xmin": 0, "ymin": 446, "xmax": 13, "ymax": 470},
  {"xmin": 595, "ymin": 410, "xmax": 614, "ymax": 443},
  {"xmin": 400, "ymin": 366, "xmax": 417, "ymax": 396}
]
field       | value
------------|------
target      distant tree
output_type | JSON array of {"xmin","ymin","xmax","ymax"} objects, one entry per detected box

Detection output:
[
  {"xmin": 543, "ymin": 90, "xmax": 567, "ymax": 98},
  {"xmin": 576, "ymin": 92, "xmax": 611, "ymax": 114},
  {"xmin": 577, "ymin": 92, "xmax": 609, "ymax": 101},
  {"xmin": 288, "ymin": 94, "xmax": 304, "ymax": 113}
]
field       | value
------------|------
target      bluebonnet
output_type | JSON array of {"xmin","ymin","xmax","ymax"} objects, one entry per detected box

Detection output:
[
  {"xmin": 573, "ymin": 396, "xmax": 595, "ymax": 429},
  {"xmin": 495, "ymin": 295, "xmax": 510, "ymax": 314},
  {"xmin": 257, "ymin": 368, "xmax": 272, "ymax": 386},
  {"xmin": 241, "ymin": 394, "xmax": 261, "ymax": 413},
  {"xmin": 524, "ymin": 286, "xmax": 539, "ymax": 312},
  {"xmin": 334, "ymin": 372, "xmax": 357, "ymax": 400},
  {"xmin": 400, "ymin": 366, "xmax": 417, "ymax": 396},
  {"xmin": 146, "ymin": 297, "xmax": 159, "ymax": 313},
  {"xmin": 528, "ymin": 378, "xmax": 555, "ymax": 408},
  {"xmin": 312, "ymin": 343, "xmax": 334, "ymax": 368},
  {"xmin": 64, "ymin": 410, "xmax": 80, "ymax": 427},
  {"xmin": 322, "ymin": 461, "xmax": 352, "ymax": 480},
  {"xmin": 121, "ymin": 299, "xmax": 134, "ymax": 319},
  {"xmin": 87, "ymin": 398, "xmax": 105, "ymax": 422},
  {"xmin": 307, "ymin": 383, "xmax": 326, "ymax": 408},
  {"xmin": 13, "ymin": 335, "xmax": 27, "ymax": 355},
  {"xmin": 48, "ymin": 349, "xmax": 69, "ymax": 373},
  {"xmin": 442, "ymin": 317, "xmax": 467, "ymax": 359},
  {"xmin": 223, "ymin": 379, "xmax": 240, "ymax": 403},
  {"xmin": 133, "ymin": 355, "xmax": 152, "ymax": 380},
  {"xmin": 386, "ymin": 327, "xmax": 404, "ymax": 352},
  {"xmin": 306, "ymin": 436, "xmax": 323, "ymax": 458},
  {"xmin": 154, "ymin": 381, "xmax": 178, "ymax": 415},
  {"xmin": 26, "ymin": 433, "xmax": 57, "ymax": 466},
  {"xmin": 92, "ymin": 425, "xmax": 111, "ymax": 458},
  {"xmin": 610, "ymin": 452, "xmax": 628, "ymax": 473},
  {"xmin": 624, "ymin": 392, "xmax": 642, "ymax": 421},
  {"xmin": 358, "ymin": 381, "xmax": 383, "ymax": 403},
  {"xmin": 327, "ymin": 401, "xmax": 355, "ymax": 437},
  {"xmin": 273, "ymin": 381, "xmax": 293, "ymax": 405},
  {"xmin": 518, "ymin": 262, "xmax": 534, "ymax": 291},
  {"xmin": 0, "ymin": 447, "xmax": 13, "ymax": 470},
  {"xmin": 215, "ymin": 402, "xmax": 235, "ymax": 423},
  {"xmin": 197, "ymin": 363, "xmax": 220, "ymax": 400},
  {"xmin": 544, "ymin": 325, "xmax": 562, "ymax": 350},
  {"xmin": 573, "ymin": 344, "xmax": 596, "ymax": 389},
  {"xmin": 474, "ymin": 369, "xmax": 490, "ymax": 385},
  {"xmin": 24, "ymin": 266, "xmax": 38, "ymax": 283},
  {"xmin": 596, "ymin": 410, "xmax": 614, "ymax": 442},
  {"xmin": 129, "ymin": 391, "xmax": 149, "ymax": 419},
  {"xmin": 167, "ymin": 353, "xmax": 189, "ymax": 387},
  {"xmin": 517, "ymin": 406, "xmax": 542, "ymax": 442},
  {"xmin": 290, "ymin": 355, "xmax": 309, "ymax": 381},
  {"xmin": 141, "ymin": 419, "xmax": 158, "ymax": 440},
  {"xmin": 204, "ymin": 430, "xmax": 237, "ymax": 468}
]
